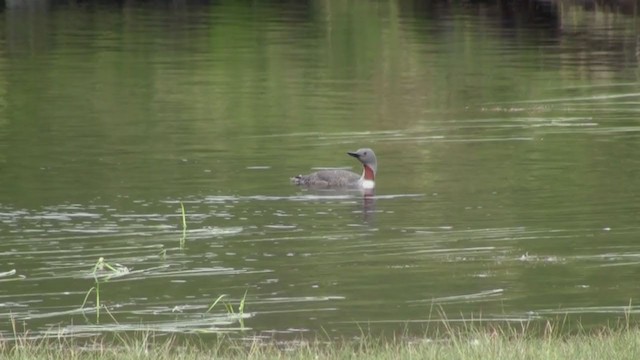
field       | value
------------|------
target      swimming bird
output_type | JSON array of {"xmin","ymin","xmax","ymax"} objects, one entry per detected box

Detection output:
[{"xmin": 290, "ymin": 148, "xmax": 377, "ymax": 189}]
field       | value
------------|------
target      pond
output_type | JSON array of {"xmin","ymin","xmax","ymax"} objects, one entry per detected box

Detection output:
[{"xmin": 2, "ymin": 0, "xmax": 640, "ymax": 339}]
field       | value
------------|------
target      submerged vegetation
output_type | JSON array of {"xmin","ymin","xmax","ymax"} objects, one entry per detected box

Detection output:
[
  {"xmin": 75, "ymin": 254, "xmax": 248, "ymax": 330},
  {"xmin": 3, "ymin": 319, "xmax": 640, "ymax": 360},
  {"xmin": 68, "ymin": 202, "xmax": 246, "ymax": 329}
]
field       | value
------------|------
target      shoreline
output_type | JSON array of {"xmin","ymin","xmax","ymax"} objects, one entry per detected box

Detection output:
[{"xmin": 3, "ymin": 320, "xmax": 640, "ymax": 360}]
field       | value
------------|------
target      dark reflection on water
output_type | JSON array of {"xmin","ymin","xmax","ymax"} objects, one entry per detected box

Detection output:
[{"xmin": 2, "ymin": 0, "xmax": 640, "ymax": 339}]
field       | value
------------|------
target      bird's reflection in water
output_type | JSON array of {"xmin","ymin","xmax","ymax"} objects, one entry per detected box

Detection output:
[
  {"xmin": 295, "ymin": 187, "xmax": 377, "ymax": 224},
  {"xmin": 361, "ymin": 189, "xmax": 376, "ymax": 224}
]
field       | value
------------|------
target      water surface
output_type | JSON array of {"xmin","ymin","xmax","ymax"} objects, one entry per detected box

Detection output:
[{"xmin": 2, "ymin": 0, "xmax": 640, "ymax": 339}]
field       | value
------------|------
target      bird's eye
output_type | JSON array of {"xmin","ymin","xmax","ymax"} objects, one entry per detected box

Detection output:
[{"xmin": 364, "ymin": 152, "xmax": 368, "ymax": 155}]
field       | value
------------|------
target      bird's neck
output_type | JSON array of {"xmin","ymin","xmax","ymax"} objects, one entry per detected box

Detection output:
[{"xmin": 362, "ymin": 165, "xmax": 375, "ymax": 181}]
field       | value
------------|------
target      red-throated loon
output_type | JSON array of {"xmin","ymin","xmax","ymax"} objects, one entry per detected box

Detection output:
[{"xmin": 290, "ymin": 148, "xmax": 377, "ymax": 189}]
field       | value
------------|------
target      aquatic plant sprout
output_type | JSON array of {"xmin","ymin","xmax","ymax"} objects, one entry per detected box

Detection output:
[
  {"xmin": 180, "ymin": 202, "xmax": 187, "ymax": 248},
  {"xmin": 80, "ymin": 257, "xmax": 130, "ymax": 324}
]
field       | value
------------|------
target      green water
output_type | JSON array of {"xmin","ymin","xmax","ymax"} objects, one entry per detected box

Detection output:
[{"xmin": 2, "ymin": 0, "xmax": 640, "ymax": 338}]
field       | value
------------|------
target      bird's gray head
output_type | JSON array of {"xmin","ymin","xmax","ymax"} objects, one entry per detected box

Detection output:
[{"xmin": 347, "ymin": 148, "xmax": 377, "ymax": 174}]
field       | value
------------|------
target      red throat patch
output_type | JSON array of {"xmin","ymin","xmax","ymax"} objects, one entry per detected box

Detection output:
[{"xmin": 363, "ymin": 165, "xmax": 375, "ymax": 181}]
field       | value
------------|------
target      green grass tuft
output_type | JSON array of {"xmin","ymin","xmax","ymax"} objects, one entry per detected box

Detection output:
[{"xmin": 80, "ymin": 257, "xmax": 130, "ymax": 324}]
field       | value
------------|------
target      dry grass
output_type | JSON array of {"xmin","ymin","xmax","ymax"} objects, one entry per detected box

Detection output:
[{"xmin": 3, "ymin": 319, "xmax": 640, "ymax": 360}]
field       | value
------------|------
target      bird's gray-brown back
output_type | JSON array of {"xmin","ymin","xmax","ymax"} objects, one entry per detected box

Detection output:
[{"xmin": 291, "ymin": 169, "xmax": 360, "ymax": 188}]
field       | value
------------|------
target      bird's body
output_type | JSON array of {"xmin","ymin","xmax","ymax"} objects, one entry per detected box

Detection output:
[
  {"xmin": 291, "ymin": 169, "xmax": 361, "ymax": 188},
  {"xmin": 291, "ymin": 148, "xmax": 377, "ymax": 189}
]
